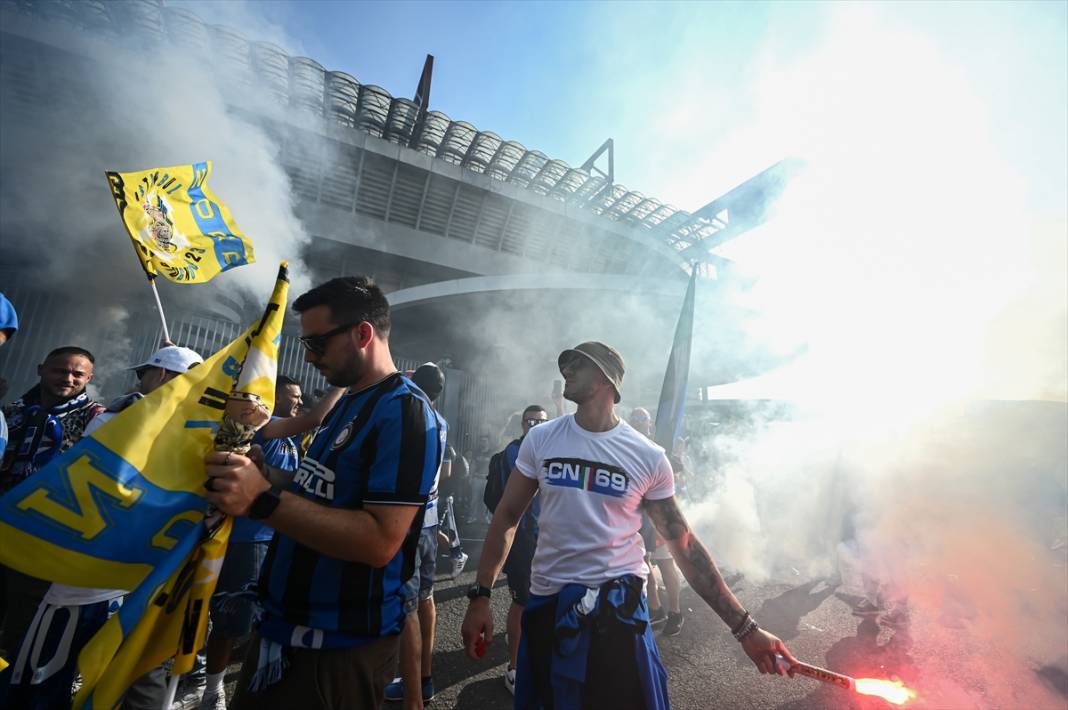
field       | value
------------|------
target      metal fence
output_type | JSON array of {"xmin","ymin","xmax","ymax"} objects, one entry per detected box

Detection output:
[{"xmin": 0, "ymin": 291, "xmax": 499, "ymax": 452}]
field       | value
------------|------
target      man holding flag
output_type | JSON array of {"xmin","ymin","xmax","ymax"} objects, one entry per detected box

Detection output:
[{"xmin": 204, "ymin": 276, "xmax": 444, "ymax": 710}]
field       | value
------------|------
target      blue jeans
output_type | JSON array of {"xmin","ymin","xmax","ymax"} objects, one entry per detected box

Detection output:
[{"xmin": 210, "ymin": 541, "xmax": 270, "ymax": 638}]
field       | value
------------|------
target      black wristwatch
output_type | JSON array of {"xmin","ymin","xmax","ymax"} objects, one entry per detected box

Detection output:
[
  {"xmin": 249, "ymin": 483, "xmax": 283, "ymax": 520},
  {"xmin": 466, "ymin": 584, "xmax": 492, "ymax": 601}
]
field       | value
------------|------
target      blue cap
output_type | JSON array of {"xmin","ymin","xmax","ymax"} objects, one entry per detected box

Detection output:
[{"xmin": 0, "ymin": 293, "xmax": 18, "ymax": 340}]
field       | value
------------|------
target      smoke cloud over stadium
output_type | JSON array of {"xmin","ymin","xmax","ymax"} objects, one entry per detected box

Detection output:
[
  {"xmin": 0, "ymin": 2, "xmax": 1064, "ymax": 706},
  {"xmin": 0, "ymin": 2, "xmax": 313, "ymax": 394}
]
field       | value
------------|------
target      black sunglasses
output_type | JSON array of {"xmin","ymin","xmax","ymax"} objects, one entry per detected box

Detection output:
[{"xmin": 298, "ymin": 323, "xmax": 359, "ymax": 356}]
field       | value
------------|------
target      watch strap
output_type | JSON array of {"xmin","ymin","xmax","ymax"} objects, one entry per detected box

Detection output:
[
  {"xmin": 467, "ymin": 584, "xmax": 492, "ymax": 600},
  {"xmin": 249, "ymin": 483, "xmax": 283, "ymax": 520}
]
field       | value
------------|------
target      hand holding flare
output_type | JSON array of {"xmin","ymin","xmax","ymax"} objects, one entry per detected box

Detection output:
[{"xmin": 776, "ymin": 655, "xmax": 917, "ymax": 705}]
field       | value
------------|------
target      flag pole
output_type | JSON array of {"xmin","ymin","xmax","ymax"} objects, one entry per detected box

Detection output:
[
  {"xmin": 147, "ymin": 275, "xmax": 172, "ymax": 343},
  {"xmin": 162, "ymin": 674, "xmax": 180, "ymax": 710}
]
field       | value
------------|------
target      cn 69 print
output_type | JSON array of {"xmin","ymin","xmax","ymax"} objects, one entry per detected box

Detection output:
[{"xmin": 542, "ymin": 457, "xmax": 630, "ymax": 497}]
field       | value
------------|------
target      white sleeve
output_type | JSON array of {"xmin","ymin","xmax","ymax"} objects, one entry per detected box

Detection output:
[
  {"xmin": 515, "ymin": 432, "xmax": 538, "ymax": 479},
  {"xmin": 644, "ymin": 453, "xmax": 675, "ymax": 501}
]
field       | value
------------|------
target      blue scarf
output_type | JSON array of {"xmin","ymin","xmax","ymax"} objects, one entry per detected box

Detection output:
[{"xmin": 1, "ymin": 386, "xmax": 101, "ymax": 491}]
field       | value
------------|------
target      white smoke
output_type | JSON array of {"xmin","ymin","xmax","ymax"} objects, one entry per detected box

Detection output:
[
  {"xmin": 658, "ymin": 5, "xmax": 1068, "ymax": 707},
  {"xmin": 0, "ymin": 4, "xmax": 314, "ymax": 394}
]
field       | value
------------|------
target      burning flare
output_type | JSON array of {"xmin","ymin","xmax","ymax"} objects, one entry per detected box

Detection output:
[
  {"xmin": 854, "ymin": 677, "xmax": 916, "ymax": 705},
  {"xmin": 777, "ymin": 655, "xmax": 917, "ymax": 706}
]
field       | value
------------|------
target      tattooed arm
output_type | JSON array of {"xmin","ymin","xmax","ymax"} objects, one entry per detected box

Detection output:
[
  {"xmin": 644, "ymin": 494, "xmax": 746, "ymax": 627},
  {"xmin": 644, "ymin": 495, "xmax": 797, "ymax": 675}
]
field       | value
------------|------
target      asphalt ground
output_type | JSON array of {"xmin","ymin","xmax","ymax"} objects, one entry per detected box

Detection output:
[
  {"xmin": 401, "ymin": 529, "xmax": 891, "ymax": 710},
  {"xmin": 216, "ymin": 523, "xmax": 1068, "ymax": 709}
]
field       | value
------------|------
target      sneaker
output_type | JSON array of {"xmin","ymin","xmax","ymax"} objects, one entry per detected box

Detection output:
[
  {"xmin": 384, "ymin": 678, "xmax": 403, "ymax": 702},
  {"xmin": 197, "ymin": 690, "xmax": 227, "ymax": 710},
  {"xmin": 171, "ymin": 679, "xmax": 207, "ymax": 710},
  {"xmin": 648, "ymin": 607, "xmax": 667, "ymax": 626},
  {"xmin": 383, "ymin": 677, "xmax": 435, "ymax": 703},
  {"xmin": 504, "ymin": 666, "xmax": 516, "ymax": 695},
  {"xmin": 450, "ymin": 550, "xmax": 469, "ymax": 578},
  {"xmin": 663, "ymin": 612, "xmax": 684, "ymax": 637}
]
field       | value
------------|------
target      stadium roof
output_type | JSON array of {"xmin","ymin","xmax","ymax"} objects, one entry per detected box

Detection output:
[{"xmin": 11, "ymin": 0, "xmax": 792, "ymax": 261}]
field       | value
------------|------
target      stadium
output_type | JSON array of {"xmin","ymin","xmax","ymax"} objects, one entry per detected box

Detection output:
[{"xmin": 0, "ymin": 0, "xmax": 794, "ymax": 444}]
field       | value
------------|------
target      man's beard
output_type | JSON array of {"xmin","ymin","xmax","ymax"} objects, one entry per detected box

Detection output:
[
  {"xmin": 563, "ymin": 383, "xmax": 592, "ymax": 405},
  {"xmin": 46, "ymin": 384, "xmax": 85, "ymax": 401},
  {"xmin": 322, "ymin": 351, "xmax": 367, "ymax": 388},
  {"xmin": 323, "ymin": 368, "xmax": 355, "ymax": 388}
]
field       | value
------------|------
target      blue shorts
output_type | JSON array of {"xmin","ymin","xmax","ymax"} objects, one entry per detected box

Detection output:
[
  {"xmin": 210, "ymin": 540, "xmax": 269, "ymax": 638},
  {"xmin": 402, "ymin": 525, "xmax": 438, "ymax": 614}
]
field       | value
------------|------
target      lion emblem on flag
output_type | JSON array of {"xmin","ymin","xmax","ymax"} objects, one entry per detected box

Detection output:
[{"xmin": 141, "ymin": 193, "xmax": 183, "ymax": 254}]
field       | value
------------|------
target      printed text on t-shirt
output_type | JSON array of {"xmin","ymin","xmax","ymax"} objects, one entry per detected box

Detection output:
[
  {"xmin": 293, "ymin": 457, "xmax": 336, "ymax": 501},
  {"xmin": 542, "ymin": 457, "xmax": 630, "ymax": 497}
]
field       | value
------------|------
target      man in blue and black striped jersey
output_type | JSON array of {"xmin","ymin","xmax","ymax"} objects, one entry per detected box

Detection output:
[{"xmin": 205, "ymin": 276, "xmax": 445, "ymax": 710}]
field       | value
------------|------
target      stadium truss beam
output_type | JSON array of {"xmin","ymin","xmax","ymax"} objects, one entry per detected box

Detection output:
[{"xmin": 2, "ymin": 0, "xmax": 795, "ymax": 270}]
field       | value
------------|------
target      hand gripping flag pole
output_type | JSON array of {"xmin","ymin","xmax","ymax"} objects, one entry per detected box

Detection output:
[{"xmin": 162, "ymin": 262, "xmax": 289, "ymax": 709}]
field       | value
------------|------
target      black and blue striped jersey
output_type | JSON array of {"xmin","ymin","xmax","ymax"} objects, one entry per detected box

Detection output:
[{"xmin": 258, "ymin": 372, "xmax": 445, "ymax": 647}]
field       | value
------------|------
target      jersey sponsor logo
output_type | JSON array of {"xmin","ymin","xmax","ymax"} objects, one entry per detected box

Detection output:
[
  {"xmin": 542, "ymin": 457, "xmax": 630, "ymax": 497},
  {"xmin": 293, "ymin": 457, "xmax": 335, "ymax": 501},
  {"xmin": 331, "ymin": 422, "xmax": 353, "ymax": 451}
]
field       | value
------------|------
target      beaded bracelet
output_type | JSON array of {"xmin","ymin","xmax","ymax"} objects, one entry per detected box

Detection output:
[
  {"xmin": 733, "ymin": 616, "xmax": 759, "ymax": 642},
  {"xmin": 730, "ymin": 612, "xmax": 751, "ymax": 637}
]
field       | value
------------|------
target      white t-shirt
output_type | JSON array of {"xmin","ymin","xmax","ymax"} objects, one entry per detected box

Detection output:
[
  {"xmin": 516, "ymin": 414, "xmax": 675, "ymax": 595},
  {"xmin": 421, "ymin": 424, "xmax": 451, "ymax": 529}
]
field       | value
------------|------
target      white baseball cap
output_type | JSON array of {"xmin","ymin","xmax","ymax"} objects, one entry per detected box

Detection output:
[{"xmin": 129, "ymin": 346, "xmax": 204, "ymax": 374}]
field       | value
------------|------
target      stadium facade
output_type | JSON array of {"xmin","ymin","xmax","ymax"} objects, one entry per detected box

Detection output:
[{"xmin": 0, "ymin": 0, "xmax": 792, "ymax": 446}]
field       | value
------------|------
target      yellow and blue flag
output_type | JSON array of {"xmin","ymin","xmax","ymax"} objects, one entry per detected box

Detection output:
[
  {"xmin": 0, "ymin": 264, "xmax": 289, "ymax": 708},
  {"xmin": 106, "ymin": 161, "xmax": 255, "ymax": 283},
  {"xmin": 73, "ymin": 516, "xmax": 231, "ymax": 709}
]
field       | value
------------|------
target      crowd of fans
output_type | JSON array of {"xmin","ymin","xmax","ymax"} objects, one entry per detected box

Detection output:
[{"xmin": 0, "ymin": 279, "xmax": 793, "ymax": 710}]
